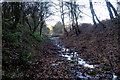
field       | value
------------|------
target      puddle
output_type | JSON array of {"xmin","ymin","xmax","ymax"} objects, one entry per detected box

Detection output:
[
  {"xmin": 76, "ymin": 71, "xmax": 92, "ymax": 79},
  {"xmin": 51, "ymin": 63, "xmax": 59, "ymax": 66},
  {"xmin": 112, "ymin": 74, "xmax": 117, "ymax": 80},
  {"xmin": 78, "ymin": 58, "xmax": 94, "ymax": 68}
]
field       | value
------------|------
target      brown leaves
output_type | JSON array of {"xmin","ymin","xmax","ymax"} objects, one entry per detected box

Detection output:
[{"xmin": 62, "ymin": 23, "xmax": 119, "ymax": 79}]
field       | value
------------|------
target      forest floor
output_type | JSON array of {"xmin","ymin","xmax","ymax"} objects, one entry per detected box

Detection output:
[
  {"xmin": 3, "ymin": 30, "xmax": 120, "ymax": 80},
  {"xmin": 2, "ymin": 34, "xmax": 82, "ymax": 79},
  {"xmin": 2, "ymin": 31, "xmax": 82, "ymax": 79},
  {"xmin": 2, "ymin": 21, "xmax": 120, "ymax": 80},
  {"xmin": 61, "ymin": 26, "xmax": 120, "ymax": 79}
]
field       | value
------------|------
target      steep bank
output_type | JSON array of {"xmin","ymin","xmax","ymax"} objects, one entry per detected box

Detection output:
[{"xmin": 2, "ymin": 26, "xmax": 60, "ymax": 79}]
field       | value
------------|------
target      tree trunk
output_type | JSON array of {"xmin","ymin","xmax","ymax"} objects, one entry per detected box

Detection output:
[
  {"xmin": 39, "ymin": 21, "xmax": 44, "ymax": 35},
  {"xmin": 26, "ymin": 18, "xmax": 32, "ymax": 31},
  {"xmin": 60, "ymin": 1, "xmax": 68, "ymax": 35},
  {"xmin": 13, "ymin": 2, "xmax": 21, "ymax": 28},
  {"xmin": 32, "ymin": 21, "xmax": 40, "ymax": 33},
  {"xmin": 105, "ymin": 0, "xmax": 119, "ymax": 19},
  {"xmin": 89, "ymin": 0, "xmax": 106, "ymax": 28}
]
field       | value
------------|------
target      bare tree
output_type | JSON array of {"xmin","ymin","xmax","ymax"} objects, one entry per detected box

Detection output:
[
  {"xmin": 105, "ymin": 0, "xmax": 119, "ymax": 19},
  {"xmin": 65, "ymin": 0, "xmax": 81, "ymax": 36},
  {"xmin": 24, "ymin": 2, "xmax": 53, "ymax": 35},
  {"xmin": 59, "ymin": 0, "xmax": 68, "ymax": 35},
  {"xmin": 39, "ymin": 2, "xmax": 53, "ymax": 35},
  {"xmin": 89, "ymin": 0, "xmax": 106, "ymax": 28},
  {"xmin": 2, "ymin": 2, "xmax": 21, "ymax": 29}
]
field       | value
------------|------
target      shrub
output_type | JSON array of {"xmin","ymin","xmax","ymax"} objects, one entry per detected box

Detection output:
[
  {"xmin": 9, "ymin": 41, "xmax": 20, "ymax": 47},
  {"xmin": 47, "ymin": 35, "xmax": 52, "ymax": 38},
  {"xmin": 20, "ymin": 51, "xmax": 35, "ymax": 68},
  {"xmin": 33, "ymin": 32, "xmax": 44, "ymax": 41},
  {"xmin": 8, "ymin": 32, "xmax": 21, "ymax": 38}
]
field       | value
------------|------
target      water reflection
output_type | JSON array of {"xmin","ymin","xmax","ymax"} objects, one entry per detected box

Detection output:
[{"xmin": 61, "ymin": 47, "xmax": 94, "ymax": 68}]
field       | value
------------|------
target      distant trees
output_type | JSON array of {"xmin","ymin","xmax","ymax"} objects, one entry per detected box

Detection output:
[
  {"xmin": 42, "ymin": 24, "xmax": 50, "ymax": 35},
  {"xmin": 53, "ymin": 21, "xmax": 64, "ymax": 35}
]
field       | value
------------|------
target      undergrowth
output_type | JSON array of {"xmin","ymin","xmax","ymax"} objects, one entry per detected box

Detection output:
[{"xmin": 2, "ymin": 20, "xmax": 46, "ymax": 79}]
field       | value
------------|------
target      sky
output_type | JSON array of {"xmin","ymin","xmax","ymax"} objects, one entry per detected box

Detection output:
[
  {"xmin": 1, "ymin": 0, "xmax": 118, "ymax": 27},
  {"xmin": 45, "ymin": 0, "xmax": 118, "ymax": 27}
]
